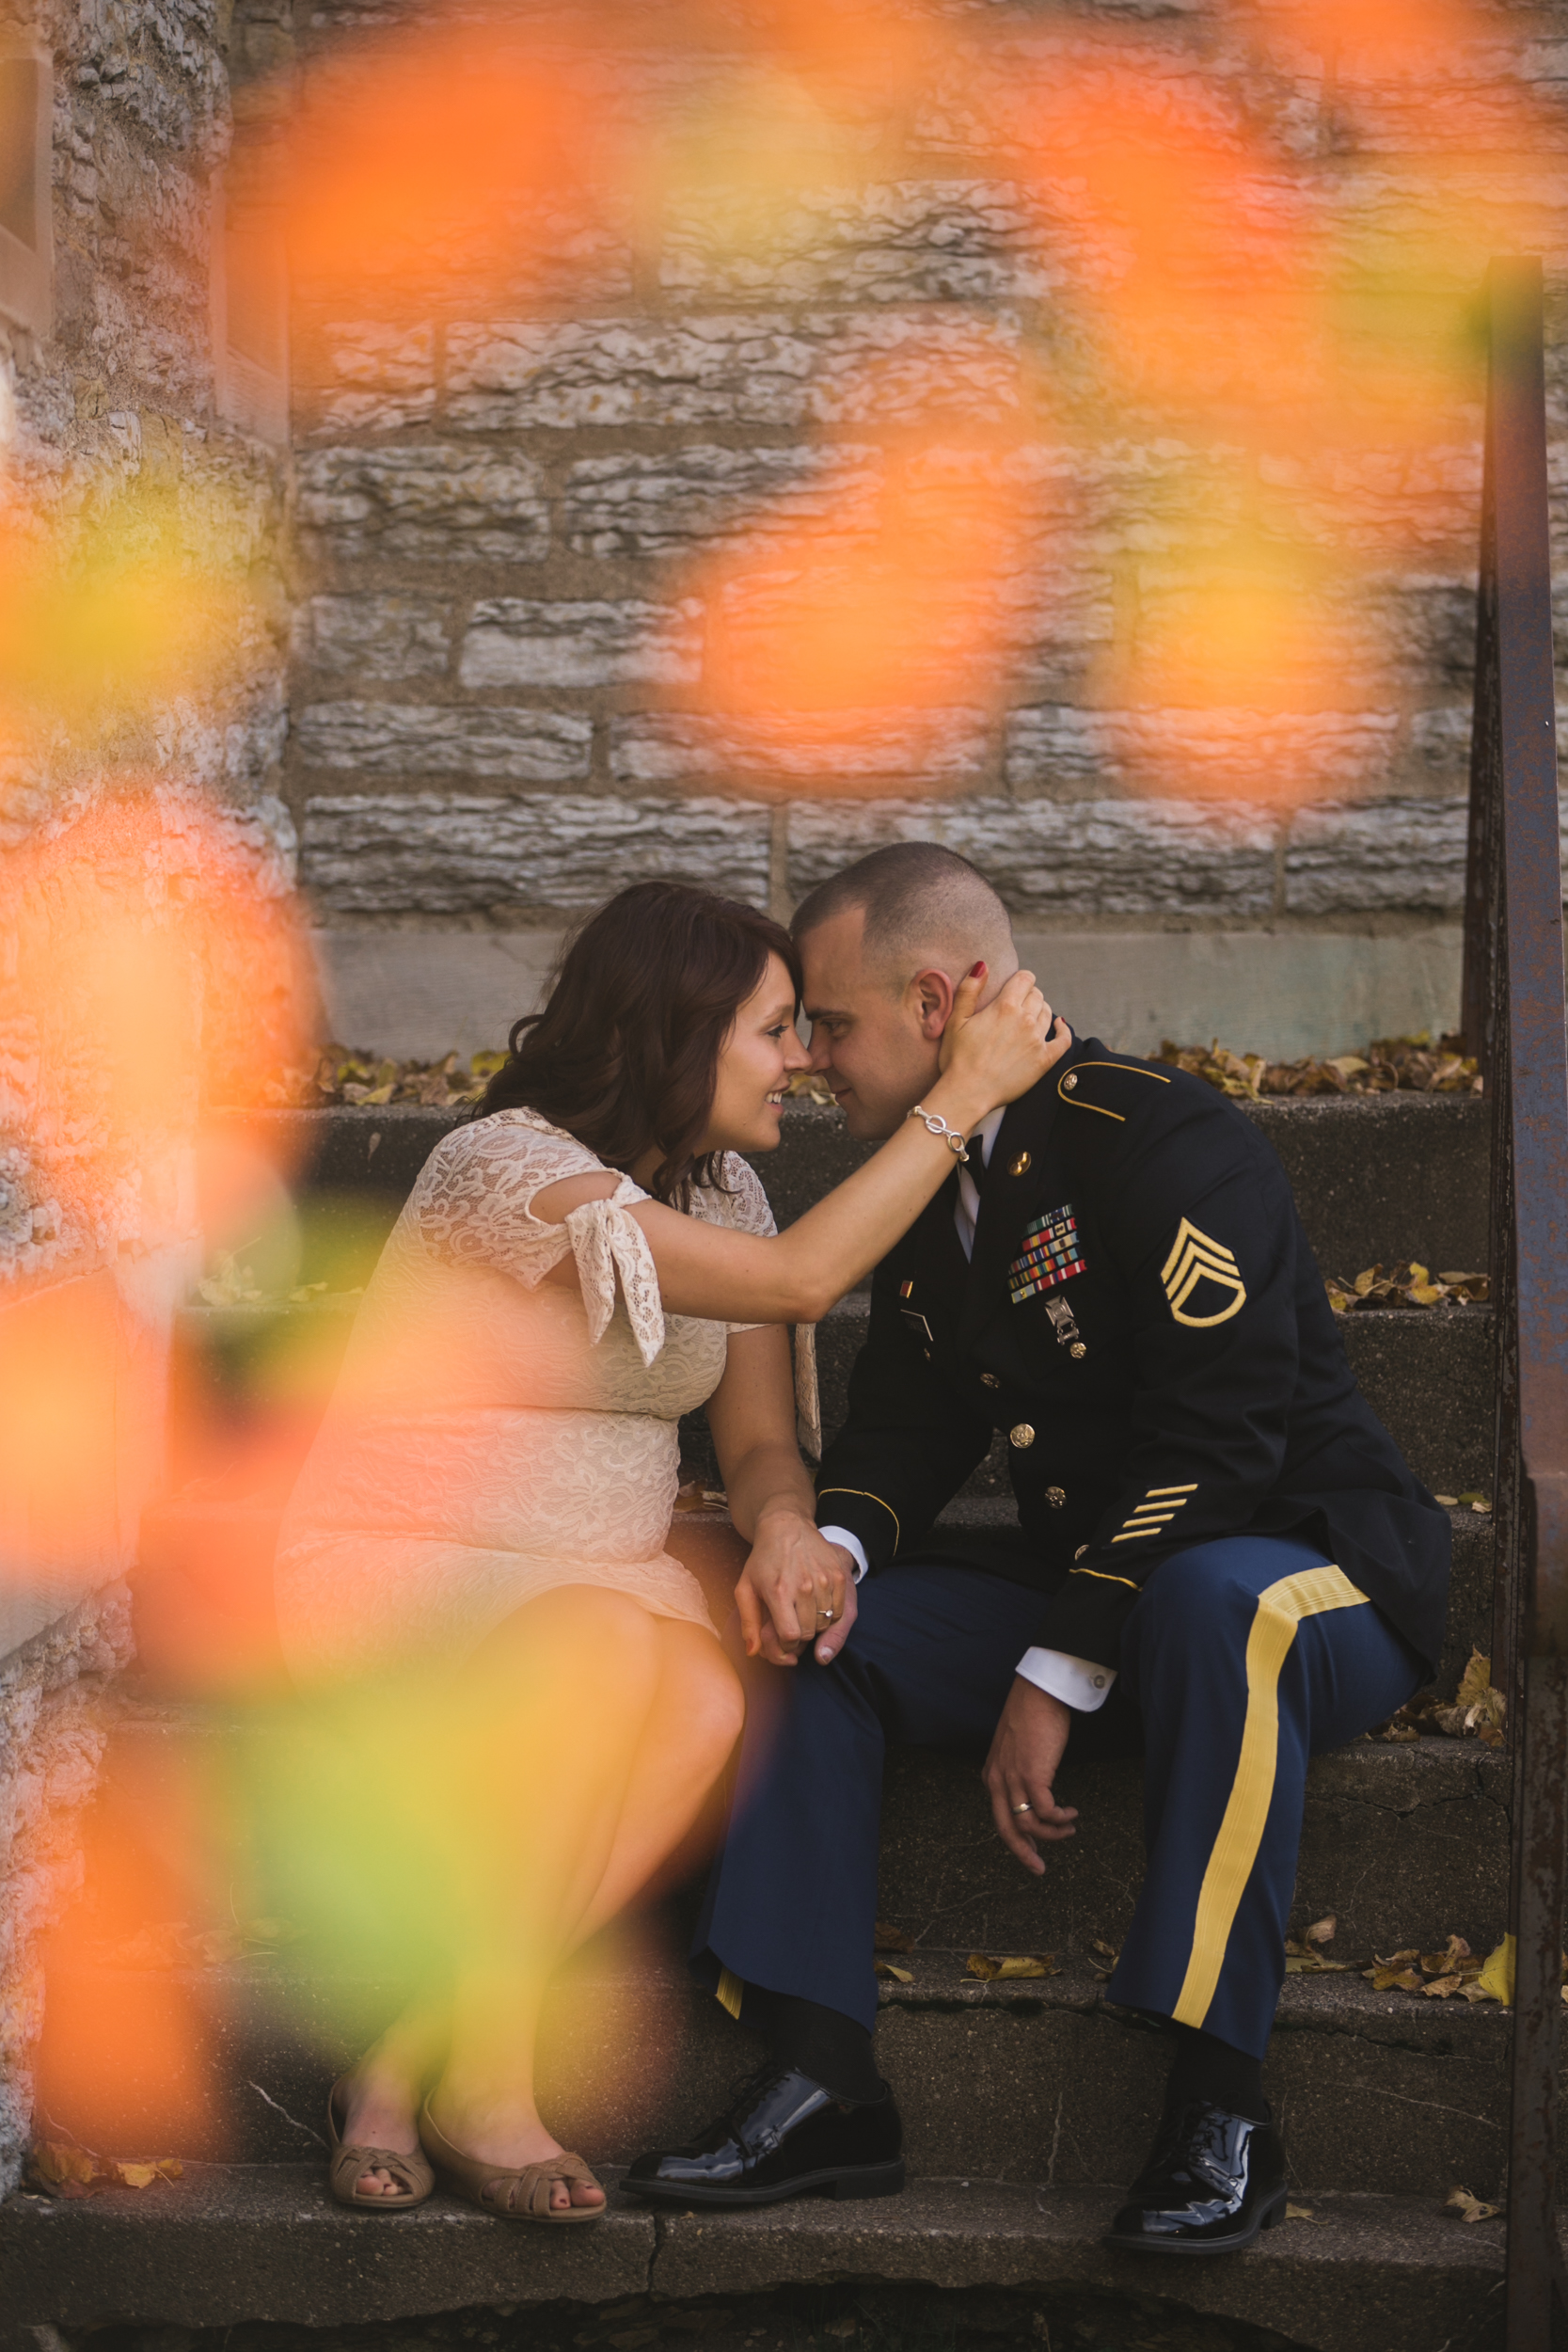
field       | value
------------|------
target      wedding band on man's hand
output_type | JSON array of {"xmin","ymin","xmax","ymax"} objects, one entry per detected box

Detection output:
[{"xmin": 1012, "ymin": 1801, "xmax": 1033, "ymax": 1814}]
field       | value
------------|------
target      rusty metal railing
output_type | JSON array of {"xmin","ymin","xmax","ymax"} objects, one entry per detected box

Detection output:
[{"xmin": 1459, "ymin": 254, "xmax": 1568, "ymax": 2345}]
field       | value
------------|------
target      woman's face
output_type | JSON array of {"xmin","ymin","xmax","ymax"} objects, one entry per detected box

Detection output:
[{"xmin": 701, "ymin": 952, "xmax": 810, "ymax": 1155}]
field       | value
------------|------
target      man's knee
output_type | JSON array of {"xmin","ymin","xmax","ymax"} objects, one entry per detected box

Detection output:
[{"xmin": 1131, "ymin": 1541, "xmax": 1272, "ymax": 1650}]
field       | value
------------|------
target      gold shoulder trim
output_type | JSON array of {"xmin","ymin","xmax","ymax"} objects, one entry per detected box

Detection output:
[{"xmin": 1058, "ymin": 1059, "xmax": 1171, "ymax": 1123}]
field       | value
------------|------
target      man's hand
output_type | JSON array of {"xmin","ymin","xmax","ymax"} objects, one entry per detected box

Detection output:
[
  {"xmin": 736, "ymin": 1512, "xmax": 860, "ymax": 1666},
  {"xmin": 982, "ymin": 1677, "xmax": 1078, "ymax": 1872}
]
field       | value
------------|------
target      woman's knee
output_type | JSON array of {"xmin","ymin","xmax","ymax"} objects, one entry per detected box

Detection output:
[
  {"xmin": 482, "ymin": 1585, "xmax": 661, "ymax": 1694},
  {"xmin": 661, "ymin": 1626, "xmax": 746, "ymax": 1764}
]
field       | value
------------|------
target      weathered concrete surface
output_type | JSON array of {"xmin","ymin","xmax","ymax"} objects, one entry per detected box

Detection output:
[
  {"xmin": 0, "ymin": 2167, "xmax": 1511, "ymax": 2350},
  {"xmin": 646, "ymin": 2182, "xmax": 1505, "ymax": 2352},
  {"xmin": 875, "ymin": 1742, "xmax": 1507, "ymax": 1983}
]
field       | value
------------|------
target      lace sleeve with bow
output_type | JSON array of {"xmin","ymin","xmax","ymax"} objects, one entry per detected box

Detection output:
[{"xmin": 411, "ymin": 1109, "xmax": 668, "ymax": 1367}]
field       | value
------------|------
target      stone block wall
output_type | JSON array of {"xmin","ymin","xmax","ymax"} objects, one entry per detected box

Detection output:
[
  {"xmin": 0, "ymin": 0, "xmax": 297, "ymax": 2191},
  {"xmin": 279, "ymin": 0, "xmax": 1568, "ymax": 1058}
]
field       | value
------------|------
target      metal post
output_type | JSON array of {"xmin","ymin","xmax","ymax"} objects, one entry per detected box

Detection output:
[{"xmin": 1473, "ymin": 254, "xmax": 1568, "ymax": 2348}]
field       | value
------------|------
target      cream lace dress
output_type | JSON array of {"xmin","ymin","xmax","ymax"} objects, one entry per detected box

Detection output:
[{"xmin": 274, "ymin": 1108, "xmax": 778, "ymax": 1681}]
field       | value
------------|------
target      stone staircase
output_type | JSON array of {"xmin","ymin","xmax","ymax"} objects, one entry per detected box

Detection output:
[{"xmin": 2, "ymin": 1091, "xmax": 1534, "ymax": 2352}]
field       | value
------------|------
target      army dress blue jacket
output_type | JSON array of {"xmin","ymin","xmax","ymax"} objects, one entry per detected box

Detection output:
[{"xmin": 813, "ymin": 1033, "xmax": 1451, "ymax": 1677}]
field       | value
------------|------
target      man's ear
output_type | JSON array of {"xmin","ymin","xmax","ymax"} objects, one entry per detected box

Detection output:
[{"xmin": 911, "ymin": 966, "xmax": 958, "ymax": 1041}]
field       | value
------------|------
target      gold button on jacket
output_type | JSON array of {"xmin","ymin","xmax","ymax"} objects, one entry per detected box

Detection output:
[
  {"xmin": 1046, "ymin": 1485, "xmax": 1066, "ymax": 1507},
  {"xmin": 1009, "ymin": 1422, "xmax": 1036, "ymax": 1449}
]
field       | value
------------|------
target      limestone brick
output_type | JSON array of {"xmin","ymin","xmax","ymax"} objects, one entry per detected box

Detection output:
[
  {"xmin": 458, "ymin": 599, "xmax": 703, "ymax": 690},
  {"xmin": 659, "ymin": 181, "xmax": 1058, "ymax": 306},
  {"xmin": 1005, "ymin": 705, "xmax": 1403, "ymax": 798},
  {"xmin": 1284, "ymin": 798, "xmax": 1470, "ymax": 914},
  {"xmin": 786, "ymin": 796, "xmax": 1278, "ymax": 917},
  {"xmin": 295, "ymin": 323, "xmax": 436, "ymax": 436},
  {"xmin": 562, "ymin": 445, "xmax": 882, "ymax": 560},
  {"xmin": 610, "ymin": 709, "xmax": 991, "ymax": 787},
  {"xmin": 301, "ymin": 792, "xmax": 773, "ymax": 913},
  {"xmin": 296, "ymin": 704, "xmax": 592, "ymax": 783},
  {"xmin": 296, "ymin": 595, "xmax": 453, "ymax": 682},
  {"xmin": 445, "ymin": 310, "xmax": 1022, "ymax": 430},
  {"xmin": 295, "ymin": 445, "xmax": 550, "ymax": 564}
]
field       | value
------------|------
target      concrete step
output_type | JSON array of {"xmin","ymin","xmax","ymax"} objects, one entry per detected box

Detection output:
[
  {"xmin": 0, "ymin": 2163, "xmax": 1518, "ymax": 2352},
  {"xmin": 809, "ymin": 1295, "xmax": 1495, "ymax": 1501},
  {"xmin": 878, "ymin": 1735, "xmax": 1507, "ymax": 1966},
  {"xmin": 215, "ymin": 1092, "xmax": 1489, "ymax": 1292},
  {"xmin": 30, "ymin": 1938, "xmax": 1526, "ymax": 2202}
]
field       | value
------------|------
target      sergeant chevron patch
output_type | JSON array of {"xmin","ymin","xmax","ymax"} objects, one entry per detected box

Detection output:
[
  {"xmin": 1161, "ymin": 1219, "xmax": 1246, "ymax": 1327},
  {"xmin": 1008, "ymin": 1204, "xmax": 1085, "ymax": 1304}
]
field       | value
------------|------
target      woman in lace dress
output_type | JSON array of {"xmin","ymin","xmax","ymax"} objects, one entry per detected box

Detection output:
[{"xmin": 275, "ymin": 881, "xmax": 1065, "ymax": 2224}]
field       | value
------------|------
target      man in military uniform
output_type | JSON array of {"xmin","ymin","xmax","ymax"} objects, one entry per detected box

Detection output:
[{"xmin": 627, "ymin": 845, "xmax": 1449, "ymax": 2253}]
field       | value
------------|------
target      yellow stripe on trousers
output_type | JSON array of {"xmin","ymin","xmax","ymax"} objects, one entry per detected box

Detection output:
[{"xmin": 1172, "ymin": 1565, "xmax": 1368, "ymax": 2029}]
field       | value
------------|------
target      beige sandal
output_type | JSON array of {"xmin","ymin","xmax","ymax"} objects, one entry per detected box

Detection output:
[
  {"xmin": 326, "ymin": 2074, "xmax": 436, "ymax": 2211},
  {"xmin": 418, "ymin": 2098, "xmax": 605, "ymax": 2223}
]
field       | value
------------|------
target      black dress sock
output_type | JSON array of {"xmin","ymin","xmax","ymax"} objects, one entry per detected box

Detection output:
[
  {"xmin": 1164, "ymin": 2025, "xmax": 1266, "ymax": 2123},
  {"xmin": 736, "ymin": 1986, "xmax": 884, "ymax": 2104}
]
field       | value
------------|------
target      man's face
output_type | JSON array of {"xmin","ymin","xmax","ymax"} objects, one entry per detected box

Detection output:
[{"xmin": 799, "ymin": 906, "xmax": 943, "ymax": 1140}]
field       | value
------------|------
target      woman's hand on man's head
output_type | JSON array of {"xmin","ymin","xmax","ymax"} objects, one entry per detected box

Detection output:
[{"xmin": 938, "ymin": 966, "xmax": 1071, "ymax": 1118}]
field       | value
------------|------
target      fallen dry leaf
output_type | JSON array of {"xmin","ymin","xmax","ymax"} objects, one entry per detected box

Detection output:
[
  {"xmin": 874, "ymin": 1962, "xmax": 912, "ymax": 1984},
  {"xmin": 1305, "ymin": 1914, "xmax": 1337, "ymax": 1945},
  {"xmin": 1160, "ymin": 1034, "xmax": 1481, "ymax": 1101},
  {"xmin": 1323, "ymin": 1262, "xmax": 1489, "ymax": 1317},
  {"xmin": 1366, "ymin": 1949, "xmax": 1424, "ymax": 1992},
  {"xmin": 1373, "ymin": 1654, "xmax": 1505, "ymax": 1744},
  {"xmin": 1471, "ymin": 1936, "xmax": 1515, "ymax": 2007},
  {"xmin": 874, "ymin": 1922, "xmax": 913, "ymax": 1952},
  {"xmin": 1447, "ymin": 2186, "xmax": 1502, "ymax": 2223},
  {"xmin": 27, "ymin": 2142, "xmax": 182, "ymax": 2197},
  {"xmin": 966, "ymin": 1952, "xmax": 1057, "ymax": 1981},
  {"xmin": 1285, "ymin": 2202, "xmax": 1318, "ymax": 2221}
]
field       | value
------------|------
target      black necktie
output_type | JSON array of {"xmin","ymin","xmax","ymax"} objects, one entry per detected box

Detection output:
[{"xmin": 966, "ymin": 1134, "xmax": 991, "ymax": 1196}]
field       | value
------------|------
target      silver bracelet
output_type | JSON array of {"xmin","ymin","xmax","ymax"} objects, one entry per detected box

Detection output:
[{"xmin": 909, "ymin": 1104, "xmax": 970, "ymax": 1162}]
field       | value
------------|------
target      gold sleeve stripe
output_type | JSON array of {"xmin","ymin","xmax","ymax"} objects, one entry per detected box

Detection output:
[
  {"xmin": 1147, "ymin": 1484, "xmax": 1198, "ymax": 1496},
  {"xmin": 1112, "ymin": 1528, "xmax": 1164, "ymax": 1541},
  {"xmin": 1070, "ymin": 1565, "xmax": 1141, "ymax": 1589},
  {"xmin": 816, "ymin": 1487, "xmax": 900, "ymax": 1551},
  {"xmin": 1131, "ymin": 1502, "xmax": 1180, "ymax": 1516},
  {"xmin": 717, "ymin": 1967, "xmax": 745, "ymax": 2020},
  {"xmin": 1172, "ymin": 1566, "xmax": 1368, "ymax": 2031}
]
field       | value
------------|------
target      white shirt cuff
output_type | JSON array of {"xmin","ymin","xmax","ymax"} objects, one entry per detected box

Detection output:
[
  {"xmin": 818, "ymin": 1525, "xmax": 869, "ymax": 1583},
  {"xmin": 1015, "ymin": 1645, "xmax": 1117, "ymax": 1712}
]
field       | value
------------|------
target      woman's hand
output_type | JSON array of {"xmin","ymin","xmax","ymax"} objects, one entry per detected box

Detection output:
[
  {"xmin": 736, "ymin": 1511, "xmax": 856, "ymax": 1666},
  {"xmin": 939, "ymin": 967, "xmax": 1072, "ymax": 1115}
]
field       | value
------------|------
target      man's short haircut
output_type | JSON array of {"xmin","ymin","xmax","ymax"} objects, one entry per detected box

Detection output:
[{"xmin": 792, "ymin": 842, "xmax": 1013, "ymax": 977}]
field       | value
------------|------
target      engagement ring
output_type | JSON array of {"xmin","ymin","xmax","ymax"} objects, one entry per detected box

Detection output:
[{"xmin": 1012, "ymin": 1802, "xmax": 1033, "ymax": 1814}]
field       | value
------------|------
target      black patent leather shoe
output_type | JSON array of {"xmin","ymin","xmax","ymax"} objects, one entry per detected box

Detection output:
[
  {"xmin": 1104, "ymin": 2101, "xmax": 1287, "ymax": 2255},
  {"xmin": 624, "ymin": 2061, "xmax": 905, "ymax": 2207}
]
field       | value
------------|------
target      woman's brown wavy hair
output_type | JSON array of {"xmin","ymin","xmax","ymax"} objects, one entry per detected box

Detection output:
[{"xmin": 474, "ymin": 881, "xmax": 803, "ymax": 1206}]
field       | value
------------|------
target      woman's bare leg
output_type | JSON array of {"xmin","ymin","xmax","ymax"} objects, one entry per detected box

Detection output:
[
  {"xmin": 556, "ymin": 1620, "xmax": 744, "ymax": 1955},
  {"xmin": 425, "ymin": 1585, "xmax": 669, "ymax": 2209},
  {"xmin": 342, "ymin": 1598, "xmax": 742, "ymax": 2210}
]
